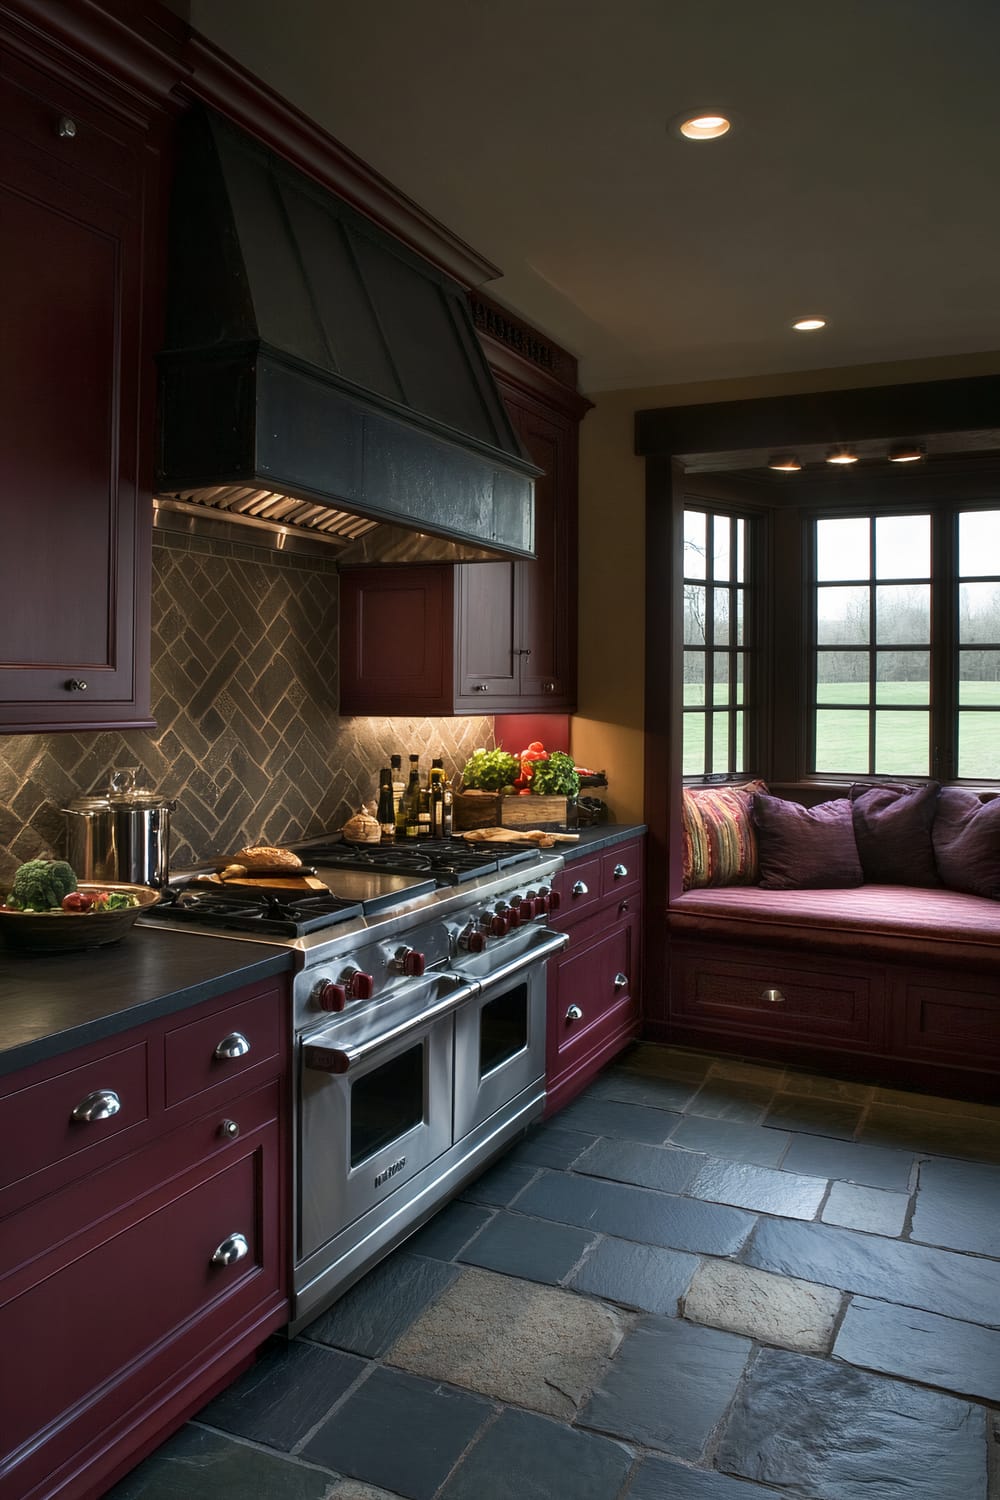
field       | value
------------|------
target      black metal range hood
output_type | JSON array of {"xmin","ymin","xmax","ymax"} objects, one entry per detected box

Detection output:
[{"xmin": 156, "ymin": 108, "xmax": 538, "ymax": 563}]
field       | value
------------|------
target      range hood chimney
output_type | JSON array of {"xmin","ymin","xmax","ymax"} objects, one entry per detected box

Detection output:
[{"xmin": 156, "ymin": 108, "xmax": 539, "ymax": 563}]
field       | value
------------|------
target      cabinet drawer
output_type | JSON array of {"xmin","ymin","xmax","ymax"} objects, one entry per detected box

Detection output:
[
  {"xmin": 0, "ymin": 1142, "xmax": 272, "ymax": 1476},
  {"xmin": 600, "ymin": 841, "xmax": 643, "ymax": 899},
  {"xmin": 0, "ymin": 1040, "xmax": 149, "ymax": 1190},
  {"xmin": 671, "ymin": 947, "xmax": 878, "ymax": 1047},
  {"xmin": 553, "ymin": 855, "xmax": 601, "ymax": 921},
  {"xmin": 164, "ymin": 985, "xmax": 282, "ymax": 1108},
  {"xmin": 893, "ymin": 972, "xmax": 1000, "ymax": 1066},
  {"xmin": 548, "ymin": 915, "xmax": 639, "ymax": 1069}
]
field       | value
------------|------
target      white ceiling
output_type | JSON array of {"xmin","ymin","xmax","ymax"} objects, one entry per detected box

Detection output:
[{"xmin": 189, "ymin": 0, "xmax": 1000, "ymax": 395}]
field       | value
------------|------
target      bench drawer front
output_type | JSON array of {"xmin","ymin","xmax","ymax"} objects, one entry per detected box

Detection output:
[
  {"xmin": 671, "ymin": 946, "xmax": 879, "ymax": 1047},
  {"xmin": 893, "ymin": 972, "xmax": 1000, "ymax": 1065}
]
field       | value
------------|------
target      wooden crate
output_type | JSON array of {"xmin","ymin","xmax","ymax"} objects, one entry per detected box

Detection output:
[
  {"xmin": 453, "ymin": 790, "xmax": 502, "ymax": 831},
  {"xmin": 500, "ymin": 795, "xmax": 578, "ymax": 831}
]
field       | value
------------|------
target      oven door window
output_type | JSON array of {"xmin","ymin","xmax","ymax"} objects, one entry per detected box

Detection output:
[
  {"xmin": 350, "ymin": 1042, "xmax": 424, "ymax": 1167},
  {"xmin": 480, "ymin": 982, "xmax": 529, "ymax": 1079}
]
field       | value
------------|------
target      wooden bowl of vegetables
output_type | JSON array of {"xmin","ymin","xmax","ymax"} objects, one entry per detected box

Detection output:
[{"xmin": 0, "ymin": 860, "xmax": 160, "ymax": 953}]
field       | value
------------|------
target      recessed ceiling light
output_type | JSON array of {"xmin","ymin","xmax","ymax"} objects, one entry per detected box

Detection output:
[
  {"xmin": 676, "ymin": 112, "xmax": 732, "ymax": 141},
  {"xmin": 792, "ymin": 317, "xmax": 827, "ymax": 332},
  {"xmin": 768, "ymin": 454, "xmax": 802, "ymax": 472},
  {"xmin": 826, "ymin": 446, "xmax": 859, "ymax": 465},
  {"xmin": 888, "ymin": 442, "xmax": 925, "ymax": 463}
]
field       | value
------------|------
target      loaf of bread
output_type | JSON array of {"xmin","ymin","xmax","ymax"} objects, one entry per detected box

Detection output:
[{"xmin": 233, "ymin": 845, "xmax": 302, "ymax": 871}]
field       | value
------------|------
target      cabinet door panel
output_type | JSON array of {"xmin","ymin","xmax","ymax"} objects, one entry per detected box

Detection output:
[
  {"xmin": 512, "ymin": 407, "xmax": 569, "ymax": 701},
  {"xmin": 339, "ymin": 564, "xmax": 453, "ymax": 714},
  {"xmin": 456, "ymin": 560, "xmax": 518, "ymax": 698},
  {"xmin": 893, "ymin": 972, "xmax": 1000, "ymax": 1066}
]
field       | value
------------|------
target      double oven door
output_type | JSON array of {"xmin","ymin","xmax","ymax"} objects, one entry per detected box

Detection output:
[{"xmin": 297, "ymin": 937, "xmax": 560, "ymax": 1270}]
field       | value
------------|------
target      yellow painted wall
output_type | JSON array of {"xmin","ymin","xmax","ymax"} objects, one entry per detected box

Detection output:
[{"xmin": 571, "ymin": 350, "xmax": 1000, "ymax": 825}]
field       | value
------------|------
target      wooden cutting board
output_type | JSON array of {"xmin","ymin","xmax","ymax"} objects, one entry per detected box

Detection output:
[
  {"xmin": 196, "ymin": 872, "xmax": 330, "ymax": 892},
  {"xmin": 460, "ymin": 828, "xmax": 580, "ymax": 847}
]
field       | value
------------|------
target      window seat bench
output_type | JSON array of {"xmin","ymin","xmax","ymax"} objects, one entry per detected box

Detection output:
[{"xmin": 661, "ymin": 884, "xmax": 1000, "ymax": 1101}]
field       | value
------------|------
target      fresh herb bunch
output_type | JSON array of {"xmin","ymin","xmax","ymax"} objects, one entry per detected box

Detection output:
[
  {"xmin": 530, "ymin": 750, "xmax": 580, "ymax": 796},
  {"xmin": 459, "ymin": 747, "xmax": 521, "ymax": 791}
]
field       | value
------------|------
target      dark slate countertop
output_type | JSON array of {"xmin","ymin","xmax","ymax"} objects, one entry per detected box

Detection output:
[
  {"xmin": 561, "ymin": 823, "xmax": 647, "ymax": 861},
  {"xmin": 0, "ymin": 927, "xmax": 293, "ymax": 1078}
]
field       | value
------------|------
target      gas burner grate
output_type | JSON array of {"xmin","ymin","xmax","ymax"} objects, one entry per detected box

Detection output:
[
  {"xmin": 149, "ymin": 882, "xmax": 364, "ymax": 936},
  {"xmin": 297, "ymin": 838, "xmax": 538, "ymax": 886}
]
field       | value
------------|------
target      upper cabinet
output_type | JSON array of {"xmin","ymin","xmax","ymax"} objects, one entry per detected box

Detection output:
[
  {"xmin": 0, "ymin": 20, "xmax": 170, "ymax": 731},
  {"xmin": 340, "ymin": 308, "xmax": 589, "ymax": 716}
]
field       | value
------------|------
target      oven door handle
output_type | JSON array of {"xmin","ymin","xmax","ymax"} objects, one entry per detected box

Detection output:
[
  {"xmin": 468, "ymin": 928, "xmax": 569, "ymax": 991},
  {"xmin": 303, "ymin": 978, "xmax": 479, "ymax": 1074}
]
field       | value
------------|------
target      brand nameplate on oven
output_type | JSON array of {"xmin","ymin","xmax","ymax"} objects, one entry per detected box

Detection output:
[{"xmin": 375, "ymin": 1157, "xmax": 407, "ymax": 1188}]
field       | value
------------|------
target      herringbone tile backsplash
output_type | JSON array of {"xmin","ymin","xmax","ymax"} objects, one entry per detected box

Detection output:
[{"xmin": 0, "ymin": 534, "xmax": 493, "ymax": 883}]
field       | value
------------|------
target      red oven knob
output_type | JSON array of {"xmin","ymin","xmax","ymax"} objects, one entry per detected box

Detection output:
[
  {"xmin": 489, "ymin": 912, "xmax": 510, "ymax": 937},
  {"xmin": 341, "ymin": 967, "xmax": 374, "ymax": 1000},
  {"xmin": 505, "ymin": 903, "xmax": 523, "ymax": 929},
  {"xmin": 509, "ymin": 894, "xmax": 523, "ymax": 907},
  {"xmin": 531, "ymin": 895, "xmax": 549, "ymax": 917},
  {"xmin": 394, "ymin": 947, "xmax": 426, "ymax": 977},
  {"xmin": 313, "ymin": 979, "xmax": 348, "ymax": 1012},
  {"xmin": 545, "ymin": 886, "xmax": 561, "ymax": 911},
  {"xmin": 463, "ymin": 928, "xmax": 487, "ymax": 953}
]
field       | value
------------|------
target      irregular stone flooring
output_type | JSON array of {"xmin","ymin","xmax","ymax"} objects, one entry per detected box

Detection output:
[{"xmin": 108, "ymin": 1044, "xmax": 1000, "ymax": 1499}]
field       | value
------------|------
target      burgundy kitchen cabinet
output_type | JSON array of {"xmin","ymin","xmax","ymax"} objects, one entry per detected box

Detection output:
[
  {"xmin": 339, "ymin": 367, "xmax": 583, "ymax": 716},
  {"xmin": 0, "ymin": 19, "xmax": 167, "ymax": 731},
  {"xmin": 0, "ymin": 975, "xmax": 290, "ymax": 1500},
  {"xmin": 544, "ymin": 837, "xmax": 644, "ymax": 1116}
]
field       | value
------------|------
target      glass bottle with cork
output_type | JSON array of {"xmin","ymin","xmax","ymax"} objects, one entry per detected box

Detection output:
[
  {"xmin": 391, "ymin": 754, "xmax": 407, "ymax": 840},
  {"xmin": 376, "ymin": 767, "xmax": 396, "ymax": 842},
  {"xmin": 429, "ymin": 757, "xmax": 445, "ymax": 838},
  {"xmin": 403, "ymin": 754, "xmax": 422, "ymax": 839}
]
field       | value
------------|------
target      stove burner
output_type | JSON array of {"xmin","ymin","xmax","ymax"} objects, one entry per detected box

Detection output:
[
  {"xmin": 298, "ymin": 838, "xmax": 538, "ymax": 885},
  {"xmin": 149, "ymin": 882, "xmax": 364, "ymax": 937}
]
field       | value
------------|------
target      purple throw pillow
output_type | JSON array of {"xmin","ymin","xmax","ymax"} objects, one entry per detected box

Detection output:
[
  {"xmin": 932, "ymin": 788, "xmax": 1000, "ymax": 899},
  {"xmin": 752, "ymin": 794, "xmax": 864, "ymax": 890},
  {"xmin": 849, "ymin": 781, "xmax": 940, "ymax": 886}
]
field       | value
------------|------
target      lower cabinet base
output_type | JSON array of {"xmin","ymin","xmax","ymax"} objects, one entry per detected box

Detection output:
[{"xmin": 545, "ymin": 1013, "xmax": 639, "ymax": 1117}]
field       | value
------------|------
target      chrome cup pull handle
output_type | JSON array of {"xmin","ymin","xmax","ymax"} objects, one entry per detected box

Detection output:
[
  {"xmin": 614, "ymin": 972, "xmax": 629, "ymax": 990},
  {"xmin": 761, "ymin": 988, "xmax": 786, "ymax": 1005},
  {"xmin": 571, "ymin": 880, "xmax": 589, "ymax": 897},
  {"xmin": 210, "ymin": 1232, "xmax": 249, "ymax": 1267},
  {"xmin": 612, "ymin": 863, "xmax": 628, "ymax": 879},
  {"xmin": 565, "ymin": 1004, "xmax": 584, "ymax": 1022},
  {"xmin": 214, "ymin": 1031, "xmax": 251, "ymax": 1060},
  {"xmin": 71, "ymin": 1089, "xmax": 121, "ymax": 1123}
]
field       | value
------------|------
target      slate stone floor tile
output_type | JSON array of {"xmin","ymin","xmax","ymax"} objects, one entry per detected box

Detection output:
[
  {"xmin": 910, "ymin": 1157, "xmax": 1000, "ymax": 1256},
  {"xmin": 579, "ymin": 1314, "xmax": 752, "ymax": 1460},
  {"xmin": 780, "ymin": 1132, "xmax": 914, "ymax": 1190},
  {"xmin": 834, "ymin": 1295, "xmax": 1000, "ymax": 1403},
  {"xmin": 745, "ymin": 1215, "xmax": 1000, "ymax": 1327},
  {"xmin": 859, "ymin": 1104, "xmax": 1000, "ymax": 1165},
  {"xmin": 456, "ymin": 1208, "xmax": 595, "ymax": 1283},
  {"xmin": 194, "ymin": 1336, "xmax": 364, "ymax": 1450},
  {"xmin": 668, "ymin": 1114, "xmax": 791, "ymax": 1167},
  {"xmin": 505, "ymin": 1123, "xmax": 595, "ymax": 1170},
  {"xmin": 573, "ymin": 1136, "xmax": 705, "ymax": 1194},
  {"xmin": 628, "ymin": 1453, "xmax": 787, "ymax": 1499},
  {"xmin": 404, "ymin": 1200, "xmax": 493, "ymax": 1261},
  {"xmin": 873, "ymin": 1086, "xmax": 1000, "ymax": 1122},
  {"xmin": 515, "ymin": 1168, "xmax": 756, "ymax": 1256},
  {"xmin": 618, "ymin": 1042, "xmax": 714, "ymax": 1081},
  {"xmin": 761, "ymin": 1093, "xmax": 864, "ymax": 1140},
  {"xmin": 330, "ymin": 1482, "xmax": 406, "ymax": 1499},
  {"xmin": 104, "ymin": 1425, "xmax": 335, "ymax": 1500},
  {"xmin": 301, "ymin": 1366, "xmax": 492, "ymax": 1500},
  {"xmin": 684, "ymin": 1079, "xmax": 777, "ymax": 1123},
  {"xmin": 458, "ymin": 1157, "xmax": 539, "ymax": 1207},
  {"xmin": 301, "ymin": 1254, "xmax": 459, "ymax": 1359},
  {"xmin": 706, "ymin": 1058, "xmax": 787, "ymax": 1089},
  {"xmin": 586, "ymin": 1066, "xmax": 700, "ymax": 1111},
  {"xmin": 568, "ymin": 1237, "xmax": 700, "ymax": 1315},
  {"xmin": 822, "ymin": 1181, "xmax": 909, "ymax": 1238},
  {"xmin": 688, "ymin": 1158, "xmax": 827, "ymax": 1219},
  {"xmin": 682, "ymin": 1259, "xmax": 842, "ymax": 1355},
  {"xmin": 437, "ymin": 1407, "xmax": 633, "ymax": 1500},
  {"xmin": 554, "ymin": 1095, "xmax": 682, "ymax": 1144},
  {"xmin": 716, "ymin": 1346, "xmax": 988, "ymax": 1500},
  {"xmin": 779, "ymin": 1069, "xmax": 874, "ymax": 1103}
]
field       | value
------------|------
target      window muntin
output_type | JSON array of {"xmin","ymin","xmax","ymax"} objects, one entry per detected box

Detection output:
[
  {"xmin": 956, "ymin": 508, "xmax": 1000, "ymax": 777},
  {"xmin": 683, "ymin": 507, "xmax": 750, "ymax": 776}
]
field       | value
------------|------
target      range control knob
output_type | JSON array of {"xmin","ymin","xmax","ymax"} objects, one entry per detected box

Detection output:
[
  {"xmin": 313, "ymin": 978, "xmax": 347, "ymax": 1013},
  {"xmin": 504, "ymin": 903, "xmax": 523, "ymax": 928},
  {"xmin": 489, "ymin": 912, "xmax": 510, "ymax": 937},
  {"xmin": 341, "ymin": 967, "xmax": 375, "ymax": 1000},
  {"xmin": 394, "ymin": 947, "xmax": 426, "ymax": 977},
  {"xmin": 545, "ymin": 885, "xmax": 561, "ymax": 911},
  {"xmin": 508, "ymin": 893, "xmax": 524, "ymax": 907},
  {"xmin": 461, "ymin": 926, "xmax": 487, "ymax": 953}
]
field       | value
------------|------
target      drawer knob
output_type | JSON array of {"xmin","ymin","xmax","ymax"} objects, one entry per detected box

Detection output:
[
  {"xmin": 618, "ymin": 899, "xmax": 630, "ymax": 914},
  {"xmin": 612, "ymin": 863, "xmax": 628, "ymax": 880},
  {"xmin": 57, "ymin": 115, "xmax": 78, "ymax": 139},
  {"xmin": 219, "ymin": 1118, "xmax": 240, "ymax": 1139},
  {"xmin": 210, "ymin": 1232, "xmax": 249, "ymax": 1267},
  {"xmin": 572, "ymin": 880, "xmax": 589, "ymax": 897},
  {"xmin": 214, "ymin": 1031, "xmax": 251, "ymax": 1060},
  {"xmin": 70, "ymin": 1088, "xmax": 121, "ymax": 1123},
  {"xmin": 64, "ymin": 678, "xmax": 88, "ymax": 692},
  {"xmin": 472, "ymin": 683, "xmax": 489, "ymax": 692},
  {"xmin": 762, "ymin": 988, "xmax": 786, "ymax": 1005},
  {"xmin": 566, "ymin": 1004, "xmax": 584, "ymax": 1023},
  {"xmin": 614, "ymin": 972, "xmax": 629, "ymax": 990}
]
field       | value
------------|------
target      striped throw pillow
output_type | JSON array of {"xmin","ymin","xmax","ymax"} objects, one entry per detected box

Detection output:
[{"xmin": 682, "ymin": 780, "xmax": 768, "ymax": 889}]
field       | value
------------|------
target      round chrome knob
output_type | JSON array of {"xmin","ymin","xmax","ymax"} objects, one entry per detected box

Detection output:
[
  {"xmin": 618, "ymin": 899, "xmax": 630, "ymax": 914},
  {"xmin": 219, "ymin": 1118, "xmax": 240, "ymax": 1139},
  {"xmin": 64, "ymin": 678, "xmax": 88, "ymax": 692},
  {"xmin": 214, "ymin": 1031, "xmax": 251, "ymax": 1060},
  {"xmin": 57, "ymin": 115, "xmax": 77, "ymax": 139},
  {"xmin": 472, "ymin": 683, "xmax": 489, "ymax": 692},
  {"xmin": 314, "ymin": 979, "xmax": 347, "ymax": 1012},
  {"xmin": 210, "ymin": 1232, "xmax": 249, "ymax": 1267},
  {"xmin": 614, "ymin": 972, "xmax": 629, "ymax": 990},
  {"xmin": 543, "ymin": 682, "xmax": 555, "ymax": 692},
  {"xmin": 70, "ymin": 1089, "xmax": 121, "ymax": 1123},
  {"xmin": 612, "ymin": 863, "xmax": 629, "ymax": 880},
  {"xmin": 566, "ymin": 1004, "xmax": 584, "ymax": 1022},
  {"xmin": 572, "ymin": 880, "xmax": 589, "ymax": 897}
]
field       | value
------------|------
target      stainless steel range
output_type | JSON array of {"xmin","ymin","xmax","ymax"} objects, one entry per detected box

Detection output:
[{"xmin": 144, "ymin": 838, "xmax": 567, "ymax": 1333}]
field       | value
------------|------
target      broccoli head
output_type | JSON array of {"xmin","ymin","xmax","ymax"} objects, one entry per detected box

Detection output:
[{"xmin": 9, "ymin": 859, "xmax": 78, "ymax": 911}]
